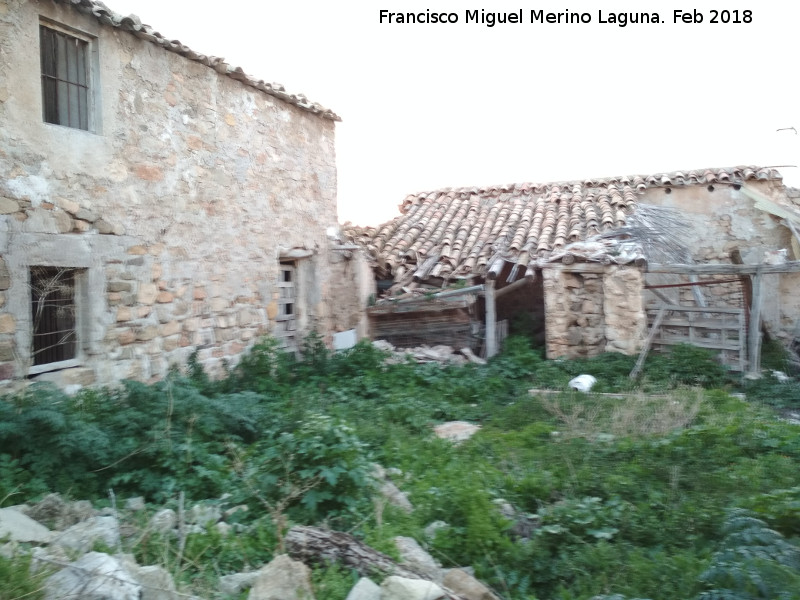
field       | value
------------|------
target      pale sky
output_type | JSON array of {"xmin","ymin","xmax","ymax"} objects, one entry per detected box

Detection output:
[{"xmin": 106, "ymin": 0, "xmax": 800, "ymax": 225}]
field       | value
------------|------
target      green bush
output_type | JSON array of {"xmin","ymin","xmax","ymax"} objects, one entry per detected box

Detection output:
[{"xmin": 697, "ymin": 509, "xmax": 800, "ymax": 600}]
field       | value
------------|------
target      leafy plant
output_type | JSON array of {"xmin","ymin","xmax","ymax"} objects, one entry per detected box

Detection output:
[{"xmin": 697, "ymin": 509, "xmax": 800, "ymax": 600}]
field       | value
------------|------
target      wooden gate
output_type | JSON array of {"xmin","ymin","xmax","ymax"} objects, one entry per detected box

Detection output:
[{"xmin": 645, "ymin": 304, "xmax": 747, "ymax": 371}]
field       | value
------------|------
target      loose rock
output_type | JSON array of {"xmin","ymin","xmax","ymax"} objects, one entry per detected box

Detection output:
[
  {"xmin": 345, "ymin": 577, "xmax": 382, "ymax": 600},
  {"xmin": 249, "ymin": 554, "xmax": 315, "ymax": 600},
  {"xmin": 44, "ymin": 552, "xmax": 141, "ymax": 600},
  {"xmin": 381, "ymin": 576, "xmax": 446, "ymax": 600}
]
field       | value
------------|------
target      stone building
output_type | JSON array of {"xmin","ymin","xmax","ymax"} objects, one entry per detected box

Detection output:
[
  {"xmin": 348, "ymin": 166, "xmax": 800, "ymax": 368},
  {"xmin": 0, "ymin": 0, "xmax": 372, "ymax": 387}
]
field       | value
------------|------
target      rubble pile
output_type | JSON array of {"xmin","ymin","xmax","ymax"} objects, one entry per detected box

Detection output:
[{"xmin": 372, "ymin": 340, "xmax": 486, "ymax": 366}]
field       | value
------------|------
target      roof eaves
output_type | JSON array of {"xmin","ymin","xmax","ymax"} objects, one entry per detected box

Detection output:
[{"xmin": 57, "ymin": 0, "xmax": 341, "ymax": 121}]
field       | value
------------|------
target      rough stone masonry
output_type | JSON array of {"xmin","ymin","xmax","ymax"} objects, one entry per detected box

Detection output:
[{"xmin": 0, "ymin": 0, "xmax": 370, "ymax": 387}]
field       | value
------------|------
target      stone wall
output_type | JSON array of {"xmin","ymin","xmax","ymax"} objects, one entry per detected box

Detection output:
[
  {"xmin": 327, "ymin": 247, "xmax": 375, "ymax": 340},
  {"xmin": 543, "ymin": 266, "xmax": 645, "ymax": 359},
  {"xmin": 0, "ymin": 1, "xmax": 361, "ymax": 386}
]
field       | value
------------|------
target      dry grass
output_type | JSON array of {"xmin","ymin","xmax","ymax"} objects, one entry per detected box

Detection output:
[{"xmin": 540, "ymin": 388, "xmax": 705, "ymax": 439}]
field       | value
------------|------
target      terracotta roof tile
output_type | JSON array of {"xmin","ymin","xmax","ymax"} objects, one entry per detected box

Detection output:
[
  {"xmin": 347, "ymin": 166, "xmax": 782, "ymax": 286},
  {"xmin": 55, "ymin": 0, "xmax": 340, "ymax": 120}
]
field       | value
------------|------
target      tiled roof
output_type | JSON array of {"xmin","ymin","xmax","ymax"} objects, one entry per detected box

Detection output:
[
  {"xmin": 347, "ymin": 166, "xmax": 783, "ymax": 285},
  {"xmin": 55, "ymin": 0, "xmax": 340, "ymax": 121}
]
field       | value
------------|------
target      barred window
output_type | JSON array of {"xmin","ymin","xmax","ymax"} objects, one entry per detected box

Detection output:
[
  {"xmin": 30, "ymin": 267, "xmax": 78, "ymax": 366},
  {"xmin": 40, "ymin": 25, "xmax": 90, "ymax": 130}
]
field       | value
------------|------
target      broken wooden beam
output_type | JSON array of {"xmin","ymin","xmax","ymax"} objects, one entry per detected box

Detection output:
[
  {"xmin": 630, "ymin": 305, "xmax": 666, "ymax": 379},
  {"xmin": 747, "ymin": 266, "xmax": 764, "ymax": 374},
  {"xmin": 646, "ymin": 262, "xmax": 800, "ymax": 275},
  {"xmin": 285, "ymin": 526, "xmax": 470, "ymax": 600}
]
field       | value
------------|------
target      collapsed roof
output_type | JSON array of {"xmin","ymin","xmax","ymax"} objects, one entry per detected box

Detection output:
[{"xmin": 346, "ymin": 166, "xmax": 783, "ymax": 288}]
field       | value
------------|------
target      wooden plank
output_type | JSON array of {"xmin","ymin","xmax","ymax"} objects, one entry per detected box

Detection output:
[
  {"xmin": 630, "ymin": 305, "xmax": 666, "ymax": 379},
  {"xmin": 645, "ymin": 304, "xmax": 744, "ymax": 314},
  {"xmin": 644, "ymin": 278, "xmax": 740, "ymax": 289},
  {"xmin": 651, "ymin": 337, "xmax": 742, "ymax": 352},
  {"xmin": 646, "ymin": 262, "xmax": 800, "ymax": 275},
  {"xmin": 651, "ymin": 317, "xmax": 744, "ymax": 330},
  {"xmin": 747, "ymin": 267, "xmax": 763, "ymax": 374},
  {"xmin": 485, "ymin": 278, "xmax": 497, "ymax": 358},
  {"xmin": 646, "ymin": 287, "xmax": 673, "ymax": 305},
  {"xmin": 738, "ymin": 310, "xmax": 747, "ymax": 372},
  {"xmin": 537, "ymin": 262, "xmax": 607, "ymax": 274},
  {"xmin": 783, "ymin": 219, "xmax": 800, "ymax": 260}
]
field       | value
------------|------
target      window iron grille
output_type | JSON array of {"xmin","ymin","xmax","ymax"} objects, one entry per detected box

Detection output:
[
  {"xmin": 40, "ymin": 25, "xmax": 89, "ymax": 130},
  {"xmin": 30, "ymin": 267, "xmax": 78, "ymax": 366}
]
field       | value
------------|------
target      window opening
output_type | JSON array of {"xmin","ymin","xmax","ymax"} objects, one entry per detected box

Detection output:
[
  {"xmin": 40, "ymin": 25, "xmax": 89, "ymax": 130},
  {"xmin": 275, "ymin": 263, "xmax": 298, "ymax": 351},
  {"xmin": 30, "ymin": 267, "xmax": 78, "ymax": 366}
]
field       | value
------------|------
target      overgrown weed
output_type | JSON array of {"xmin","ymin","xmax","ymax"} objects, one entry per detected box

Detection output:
[{"xmin": 539, "ymin": 388, "xmax": 705, "ymax": 439}]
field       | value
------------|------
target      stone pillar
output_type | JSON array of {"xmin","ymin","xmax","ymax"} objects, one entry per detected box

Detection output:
[
  {"xmin": 542, "ymin": 268, "xmax": 571, "ymax": 358},
  {"xmin": 603, "ymin": 266, "xmax": 646, "ymax": 354}
]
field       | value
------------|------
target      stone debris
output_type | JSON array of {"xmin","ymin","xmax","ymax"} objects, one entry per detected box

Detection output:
[
  {"xmin": 149, "ymin": 509, "xmax": 177, "ymax": 533},
  {"xmin": 379, "ymin": 481, "xmax": 414, "ymax": 514},
  {"xmin": 434, "ymin": 421, "xmax": 481, "ymax": 443},
  {"xmin": 0, "ymin": 507, "xmax": 53, "ymax": 543},
  {"xmin": 248, "ymin": 554, "xmax": 314, "ymax": 600},
  {"xmin": 118, "ymin": 554, "xmax": 180, "ymax": 600},
  {"xmin": 493, "ymin": 499, "xmax": 538, "ymax": 541},
  {"xmin": 44, "ymin": 552, "xmax": 141, "ymax": 600},
  {"xmin": 124, "ymin": 497, "xmax": 146, "ymax": 512},
  {"xmin": 187, "ymin": 503, "xmax": 222, "ymax": 527},
  {"xmin": 372, "ymin": 340, "xmax": 482, "ymax": 366},
  {"xmin": 23, "ymin": 493, "xmax": 96, "ymax": 530},
  {"xmin": 394, "ymin": 536, "xmax": 444, "ymax": 582},
  {"xmin": 381, "ymin": 576, "xmax": 446, "ymax": 600},
  {"xmin": 345, "ymin": 577, "xmax": 382, "ymax": 600},
  {"xmin": 53, "ymin": 516, "xmax": 120, "ymax": 553},
  {"xmin": 442, "ymin": 569, "xmax": 501, "ymax": 600},
  {"xmin": 220, "ymin": 572, "xmax": 260, "ymax": 596},
  {"xmin": 5, "ymin": 489, "xmax": 499, "ymax": 600},
  {"xmin": 423, "ymin": 520, "xmax": 449, "ymax": 541}
]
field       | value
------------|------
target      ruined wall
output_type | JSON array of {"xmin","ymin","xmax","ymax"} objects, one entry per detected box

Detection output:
[
  {"xmin": 639, "ymin": 180, "xmax": 800, "ymax": 343},
  {"xmin": 327, "ymin": 247, "xmax": 375, "ymax": 340},
  {"xmin": 543, "ymin": 266, "xmax": 645, "ymax": 359},
  {"xmin": 0, "ymin": 1, "xmax": 343, "ymax": 385}
]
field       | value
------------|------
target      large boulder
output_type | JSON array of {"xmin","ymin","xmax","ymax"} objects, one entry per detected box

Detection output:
[
  {"xmin": 0, "ymin": 507, "xmax": 52, "ymax": 543},
  {"xmin": 44, "ymin": 552, "xmax": 141, "ymax": 600},
  {"xmin": 119, "ymin": 554, "xmax": 180, "ymax": 600},
  {"xmin": 249, "ymin": 554, "xmax": 315, "ymax": 600},
  {"xmin": 53, "ymin": 515, "xmax": 120, "ymax": 553},
  {"xmin": 24, "ymin": 493, "xmax": 95, "ymax": 529}
]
